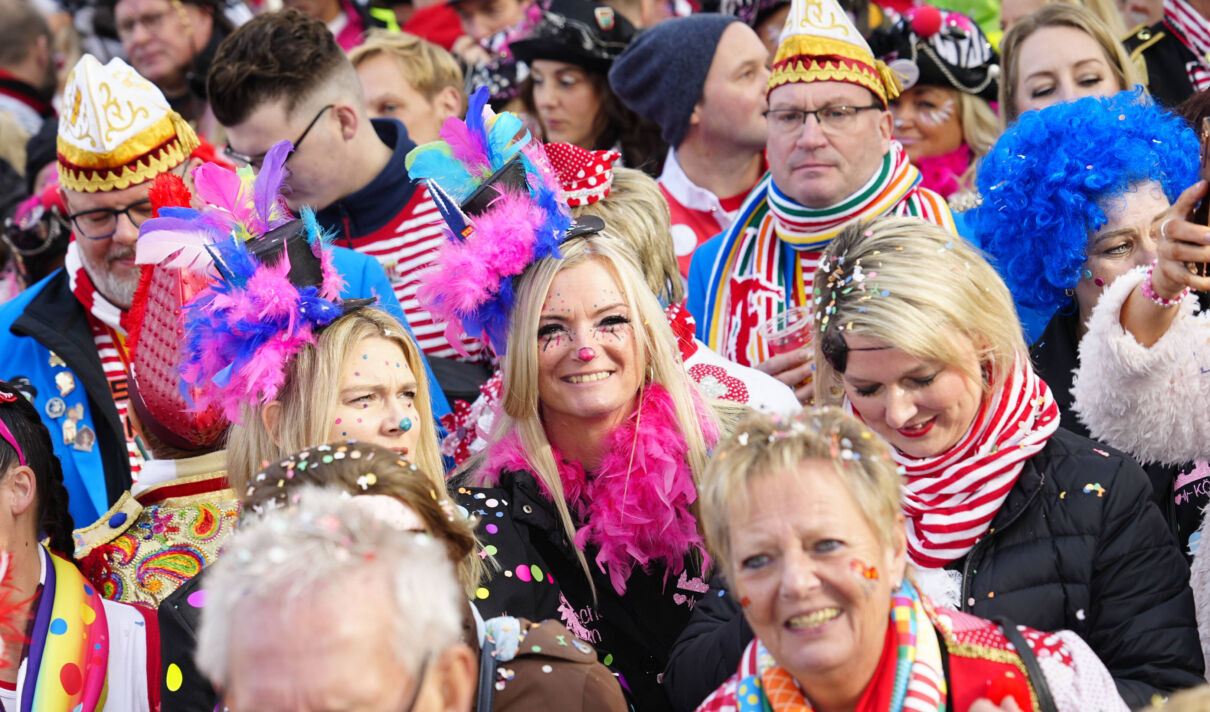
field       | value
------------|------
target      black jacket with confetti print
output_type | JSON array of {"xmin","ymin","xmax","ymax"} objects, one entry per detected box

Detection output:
[{"xmin": 453, "ymin": 468, "xmax": 710, "ymax": 712}]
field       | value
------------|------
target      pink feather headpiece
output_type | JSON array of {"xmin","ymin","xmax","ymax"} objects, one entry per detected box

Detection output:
[
  {"xmin": 137, "ymin": 140, "xmax": 353, "ymax": 423},
  {"xmin": 407, "ymin": 87, "xmax": 604, "ymax": 355}
]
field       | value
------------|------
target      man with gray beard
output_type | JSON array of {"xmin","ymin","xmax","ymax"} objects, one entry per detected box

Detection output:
[{"xmin": 0, "ymin": 54, "xmax": 205, "ymax": 527}]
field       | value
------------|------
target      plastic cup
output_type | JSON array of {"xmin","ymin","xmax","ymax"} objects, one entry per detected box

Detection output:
[{"xmin": 759, "ymin": 306, "xmax": 813, "ymax": 357}]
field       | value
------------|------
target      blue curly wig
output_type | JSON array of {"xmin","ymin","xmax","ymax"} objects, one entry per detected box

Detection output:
[{"xmin": 969, "ymin": 89, "xmax": 1198, "ymax": 315}]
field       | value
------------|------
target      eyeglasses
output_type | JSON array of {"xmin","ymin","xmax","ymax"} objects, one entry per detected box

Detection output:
[
  {"xmin": 67, "ymin": 199, "xmax": 152, "ymax": 240},
  {"xmin": 116, "ymin": 8, "xmax": 171, "ymax": 39},
  {"xmin": 763, "ymin": 104, "xmax": 883, "ymax": 134},
  {"xmin": 223, "ymin": 104, "xmax": 336, "ymax": 169}
]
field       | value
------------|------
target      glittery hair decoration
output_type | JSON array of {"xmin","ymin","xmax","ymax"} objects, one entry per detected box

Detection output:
[
  {"xmin": 812, "ymin": 246, "xmax": 892, "ymax": 372},
  {"xmin": 407, "ymin": 87, "xmax": 604, "ymax": 355},
  {"xmin": 545, "ymin": 143, "xmax": 620, "ymax": 206},
  {"xmin": 139, "ymin": 140, "xmax": 355, "ymax": 423},
  {"xmin": 733, "ymin": 409, "xmax": 878, "ymax": 467}
]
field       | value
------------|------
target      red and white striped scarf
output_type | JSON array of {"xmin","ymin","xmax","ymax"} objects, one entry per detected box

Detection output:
[
  {"xmin": 65, "ymin": 243, "xmax": 143, "ymax": 479},
  {"xmin": 874, "ymin": 359, "xmax": 1060, "ymax": 569}
]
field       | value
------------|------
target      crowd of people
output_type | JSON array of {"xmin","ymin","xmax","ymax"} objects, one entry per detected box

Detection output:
[{"xmin": 4, "ymin": 0, "xmax": 1210, "ymax": 708}]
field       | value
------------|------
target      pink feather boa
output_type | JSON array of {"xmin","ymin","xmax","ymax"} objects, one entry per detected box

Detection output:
[
  {"xmin": 914, "ymin": 143, "xmax": 973, "ymax": 199},
  {"xmin": 481, "ymin": 383, "xmax": 718, "ymax": 594}
]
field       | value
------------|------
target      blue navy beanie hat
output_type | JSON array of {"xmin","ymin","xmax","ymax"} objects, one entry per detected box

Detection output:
[{"xmin": 608, "ymin": 13, "xmax": 740, "ymax": 148}]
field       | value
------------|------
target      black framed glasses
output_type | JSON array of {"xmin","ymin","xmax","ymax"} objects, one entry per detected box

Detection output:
[
  {"xmin": 66, "ymin": 199, "xmax": 152, "ymax": 240},
  {"xmin": 223, "ymin": 104, "xmax": 336, "ymax": 169},
  {"xmin": 763, "ymin": 104, "xmax": 883, "ymax": 134}
]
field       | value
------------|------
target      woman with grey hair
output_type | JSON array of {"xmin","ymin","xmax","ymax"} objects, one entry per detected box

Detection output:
[
  {"xmin": 196, "ymin": 487, "xmax": 477, "ymax": 712},
  {"xmin": 694, "ymin": 407, "xmax": 1125, "ymax": 711}
]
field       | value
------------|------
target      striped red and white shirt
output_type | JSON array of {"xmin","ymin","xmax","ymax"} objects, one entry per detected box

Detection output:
[
  {"xmin": 1165, "ymin": 0, "xmax": 1210, "ymax": 91},
  {"xmin": 343, "ymin": 183, "xmax": 488, "ymax": 362}
]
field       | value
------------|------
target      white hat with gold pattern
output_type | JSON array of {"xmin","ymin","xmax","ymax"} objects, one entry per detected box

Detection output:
[
  {"xmin": 769, "ymin": 0, "xmax": 902, "ymax": 106},
  {"xmin": 57, "ymin": 55, "xmax": 199, "ymax": 193}
]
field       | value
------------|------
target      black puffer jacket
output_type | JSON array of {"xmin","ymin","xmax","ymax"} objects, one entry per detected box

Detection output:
[
  {"xmin": 1032, "ymin": 305, "xmax": 1210, "ymax": 559},
  {"xmin": 662, "ymin": 427, "xmax": 1204, "ymax": 711}
]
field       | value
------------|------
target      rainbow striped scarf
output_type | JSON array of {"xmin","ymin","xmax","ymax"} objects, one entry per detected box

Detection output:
[
  {"xmin": 734, "ymin": 581, "xmax": 946, "ymax": 712},
  {"xmin": 700, "ymin": 143, "xmax": 954, "ymax": 366},
  {"xmin": 18, "ymin": 545, "xmax": 110, "ymax": 712}
]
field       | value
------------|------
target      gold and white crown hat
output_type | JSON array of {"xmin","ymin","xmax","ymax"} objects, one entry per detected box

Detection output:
[
  {"xmin": 769, "ymin": 0, "xmax": 902, "ymax": 106},
  {"xmin": 57, "ymin": 55, "xmax": 199, "ymax": 193}
]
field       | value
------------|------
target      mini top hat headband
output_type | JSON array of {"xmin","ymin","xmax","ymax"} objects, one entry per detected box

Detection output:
[
  {"xmin": 545, "ymin": 143, "xmax": 620, "ymax": 206},
  {"xmin": 138, "ymin": 141, "xmax": 361, "ymax": 422},
  {"xmin": 770, "ymin": 0, "xmax": 902, "ymax": 105},
  {"xmin": 408, "ymin": 87, "xmax": 604, "ymax": 355},
  {"xmin": 868, "ymin": 7, "xmax": 1000, "ymax": 102}
]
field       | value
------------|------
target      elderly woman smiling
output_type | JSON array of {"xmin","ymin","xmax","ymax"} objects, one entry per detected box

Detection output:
[{"xmin": 695, "ymin": 407, "xmax": 1128, "ymax": 712}]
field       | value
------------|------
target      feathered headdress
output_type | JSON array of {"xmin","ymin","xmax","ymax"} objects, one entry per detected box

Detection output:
[
  {"xmin": 408, "ymin": 87, "xmax": 603, "ymax": 355},
  {"xmin": 136, "ymin": 140, "xmax": 355, "ymax": 423},
  {"xmin": 122, "ymin": 172, "xmax": 228, "ymax": 450}
]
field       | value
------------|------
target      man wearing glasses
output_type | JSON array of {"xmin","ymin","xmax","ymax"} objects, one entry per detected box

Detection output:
[
  {"xmin": 685, "ymin": 0, "xmax": 956, "ymax": 405},
  {"xmin": 207, "ymin": 11, "xmax": 492, "ymax": 376},
  {"xmin": 0, "ymin": 55, "xmax": 207, "ymax": 527},
  {"xmin": 0, "ymin": 55, "xmax": 448, "ymax": 527}
]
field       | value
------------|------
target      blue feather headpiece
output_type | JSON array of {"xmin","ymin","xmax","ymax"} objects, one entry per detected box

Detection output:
[
  {"xmin": 408, "ymin": 87, "xmax": 603, "ymax": 355},
  {"xmin": 136, "ymin": 140, "xmax": 354, "ymax": 423}
]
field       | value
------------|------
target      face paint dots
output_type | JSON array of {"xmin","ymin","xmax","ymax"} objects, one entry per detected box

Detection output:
[
  {"xmin": 399, "ymin": 417, "xmax": 413, "ymax": 432},
  {"xmin": 740, "ymin": 596, "xmax": 751, "ymax": 609}
]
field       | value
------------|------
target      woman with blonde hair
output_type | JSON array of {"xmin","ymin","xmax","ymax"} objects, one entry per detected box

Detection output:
[
  {"xmin": 694, "ymin": 407, "xmax": 1127, "ymax": 712},
  {"xmin": 225, "ymin": 305, "xmax": 443, "ymax": 493},
  {"xmin": 869, "ymin": 6, "xmax": 1001, "ymax": 201},
  {"xmin": 999, "ymin": 3, "xmax": 1141, "ymax": 124},
  {"xmin": 663, "ymin": 216, "xmax": 1202, "ymax": 710},
  {"xmin": 437, "ymin": 148, "xmax": 796, "ymax": 464},
  {"xmin": 410, "ymin": 101, "xmax": 721, "ymax": 711}
]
